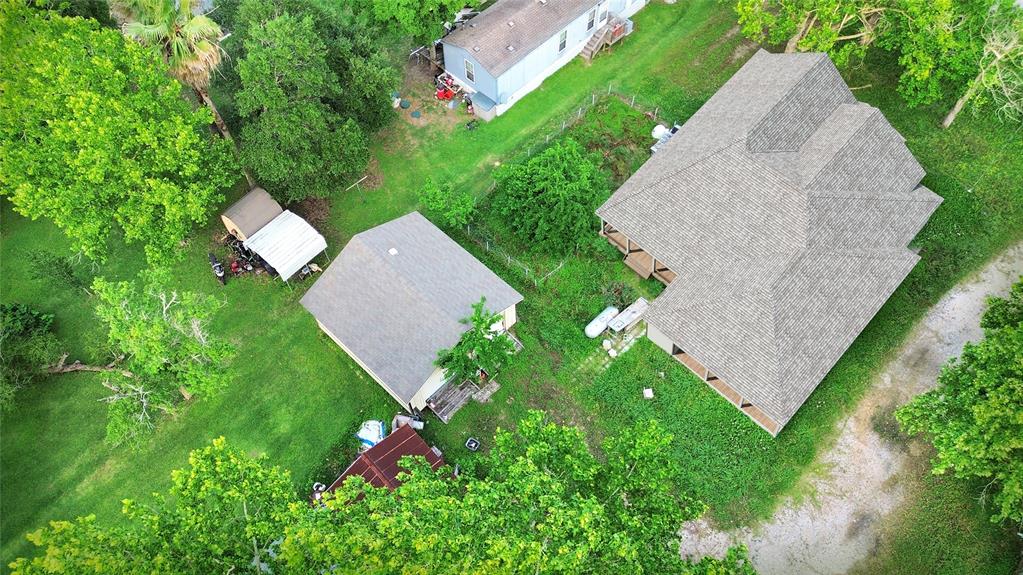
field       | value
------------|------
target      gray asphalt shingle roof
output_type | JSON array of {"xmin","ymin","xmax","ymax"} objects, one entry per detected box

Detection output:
[
  {"xmin": 596, "ymin": 50, "xmax": 942, "ymax": 429},
  {"xmin": 442, "ymin": 0, "xmax": 599, "ymax": 76},
  {"xmin": 300, "ymin": 212, "xmax": 523, "ymax": 405}
]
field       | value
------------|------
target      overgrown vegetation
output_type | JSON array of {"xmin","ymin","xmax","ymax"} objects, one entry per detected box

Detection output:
[
  {"xmin": 491, "ymin": 138, "xmax": 610, "ymax": 254},
  {"xmin": 0, "ymin": 304, "xmax": 59, "ymax": 412},
  {"xmin": 418, "ymin": 179, "xmax": 476, "ymax": 228},
  {"xmin": 897, "ymin": 278, "xmax": 1023, "ymax": 523}
]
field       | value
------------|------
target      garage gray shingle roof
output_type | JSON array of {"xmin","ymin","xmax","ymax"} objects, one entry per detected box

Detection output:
[
  {"xmin": 596, "ymin": 50, "xmax": 942, "ymax": 429},
  {"xmin": 300, "ymin": 212, "xmax": 523, "ymax": 406},
  {"xmin": 442, "ymin": 0, "xmax": 599, "ymax": 76}
]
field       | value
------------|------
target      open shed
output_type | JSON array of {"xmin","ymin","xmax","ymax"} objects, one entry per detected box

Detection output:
[
  {"xmin": 221, "ymin": 187, "xmax": 327, "ymax": 281},
  {"xmin": 221, "ymin": 188, "xmax": 283, "ymax": 241}
]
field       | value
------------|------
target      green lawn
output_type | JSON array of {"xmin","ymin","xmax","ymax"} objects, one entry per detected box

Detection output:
[{"xmin": 2, "ymin": 0, "xmax": 1021, "ymax": 570}]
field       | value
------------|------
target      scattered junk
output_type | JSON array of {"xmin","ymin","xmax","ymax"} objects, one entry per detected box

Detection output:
[
  {"xmin": 220, "ymin": 187, "xmax": 327, "ymax": 282},
  {"xmin": 650, "ymin": 123, "xmax": 681, "ymax": 153},
  {"xmin": 464, "ymin": 94, "xmax": 475, "ymax": 116},
  {"xmin": 391, "ymin": 91, "xmax": 402, "ymax": 108},
  {"xmin": 208, "ymin": 252, "xmax": 226, "ymax": 285},
  {"xmin": 356, "ymin": 420, "xmax": 387, "ymax": 452},
  {"xmin": 601, "ymin": 339, "xmax": 613, "ymax": 350},
  {"xmin": 465, "ymin": 437, "xmax": 481, "ymax": 451},
  {"xmin": 607, "ymin": 348, "xmax": 618, "ymax": 358},
  {"xmin": 643, "ymin": 388, "xmax": 654, "ymax": 399},
  {"xmin": 585, "ymin": 305, "xmax": 620, "ymax": 338},
  {"xmin": 410, "ymin": 110, "xmax": 422, "ymax": 119},
  {"xmin": 312, "ymin": 423, "xmax": 445, "ymax": 503},
  {"xmin": 465, "ymin": 119, "xmax": 479, "ymax": 131},
  {"xmin": 608, "ymin": 297, "xmax": 649, "ymax": 332},
  {"xmin": 392, "ymin": 412, "xmax": 425, "ymax": 432},
  {"xmin": 399, "ymin": 99, "xmax": 412, "ymax": 109},
  {"xmin": 435, "ymin": 72, "xmax": 461, "ymax": 101}
]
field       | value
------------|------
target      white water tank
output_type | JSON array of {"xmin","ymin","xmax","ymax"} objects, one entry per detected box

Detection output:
[
  {"xmin": 651, "ymin": 124, "xmax": 670, "ymax": 140},
  {"xmin": 585, "ymin": 306, "xmax": 620, "ymax": 338}
]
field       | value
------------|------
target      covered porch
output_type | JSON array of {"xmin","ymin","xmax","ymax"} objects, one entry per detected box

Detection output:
[
  {"xmin": 646, "ymin": 323, "xmax": 780, "ymax": 435},
  {"xmin": 600, "ymin": 221, "xmax": 676, "ymax": 285}
]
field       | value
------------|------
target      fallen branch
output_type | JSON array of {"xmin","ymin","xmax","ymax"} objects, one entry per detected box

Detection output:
[{"xmin": 46, "ymin": 353, "xmax": 134, "ymax": 378}]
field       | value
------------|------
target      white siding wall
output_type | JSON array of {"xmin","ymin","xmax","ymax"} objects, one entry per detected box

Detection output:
[{"xmin": 645, "ymin": 322, "xmax": 674, "ymax": 355}]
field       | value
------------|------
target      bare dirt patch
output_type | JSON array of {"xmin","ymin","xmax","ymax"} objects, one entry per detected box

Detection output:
[{"xmin": 678, "ymin": 242, "xmax": 1023, "ymax": 574}]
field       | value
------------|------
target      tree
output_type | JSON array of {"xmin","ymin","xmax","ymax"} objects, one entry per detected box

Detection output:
[
  {"xmin": 115, "ymin": 0, "xmax": 235, "ymax": 140},
  {"xmin": 30, "ymin": 0, "xmax": 115, "ymax": 26},
  {"xmin": 492, "ymin": 138, "xmax": 611, "ymax": 254},
  {"xmin": 418, "ymin": 179, "xmax": 476, "ymax": 228},
  {"xmin": 734, "ymin": 0, "xmax": 888, "ymax": 65},
  {"xmin": 89, "ymin": 276, "xmax": 234, "ymax": 446},
  {"xmin": 896, "ymin": 277, "xmax": 1023, "ymax": 523},
  {"xmin": 8, "ymin": 437, "xmax": 295, "ymax": 574},
  {"xmin": 0, "ymin": 304, "xmax": 60, "ymax": 411},
  {"xmin": 236, "ymin": 11, "xmax": 369, "ymax": 201},
  {"xmin": 10, "ymin": 416, "xmax": 756, "ymax": 574},
  {"xmin": 435, "ymin": 297, "xmax": 516, "ymax": 384},
  {"xmin": 0, "ymin": 3, "xmax": 237, "ymax": 266},
  {"xmin": 367, "ymin": 0, "xmax": 470, "ymax": 44},
  {"xmin": 941, "ymin": 5, "xmax": 1023, "ymax": 128}
]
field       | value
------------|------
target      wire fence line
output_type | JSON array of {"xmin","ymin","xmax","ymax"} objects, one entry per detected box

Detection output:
[
  {"xmin": 464, "ymin": 224, "xmax": 566, "ymax": 288},
  {"xmin": 517, "ymin": 81, "xmax": 678, "ymax": 161}
]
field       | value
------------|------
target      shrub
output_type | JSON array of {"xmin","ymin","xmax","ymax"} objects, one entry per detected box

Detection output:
[
  {"xmin": 491, "ymin": 138, "xmax": 610, "ymax": 254},
  {"xmin": 418, "ymin": 179, "xmax": 475, "ymax": 229},
  {"xmin": 0, "ymin": 303, "xmax": 60, "ymax": 411}
]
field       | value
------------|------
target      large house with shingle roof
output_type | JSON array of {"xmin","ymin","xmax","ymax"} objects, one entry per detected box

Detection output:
[
  {"xmin": 441, "ymin": 0, "xmax": 647, "ymax": 119},
  {"xmin": 301, "ymin": 212, "xmax": 523, "ymax": 422},
  {"xmin": 596, "ymin": 50, "xmax": 942, "ymax": 435}
]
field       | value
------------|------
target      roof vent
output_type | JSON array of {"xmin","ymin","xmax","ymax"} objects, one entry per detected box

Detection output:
[
  {"xmin": 473, "ymin": 46, "xmax": 481, "ymax": 52},
  {"xmin": 388, "ymin": 248, "xmax": 398, "ymax": 256},
  {"xmin": 506, "ymin": 45, "xmax": 516, "ymax": 51},
  {"xmin": 507, "ymin": 20, "xmax": 515, "ymax": 27}
]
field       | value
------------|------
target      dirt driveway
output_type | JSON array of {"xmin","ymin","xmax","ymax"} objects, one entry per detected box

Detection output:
[{"xmin": 678, "ymin": 242, "xmax": 1023, "ymax": 574}]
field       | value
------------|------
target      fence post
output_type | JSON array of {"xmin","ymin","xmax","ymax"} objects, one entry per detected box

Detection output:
[
  {"xmin": 578, "ymin": 107, "xmax": 583, "ymax": 119},
  {"xmin": 562, "ymin": 120, "xmax": 566, "ymax": 131},
  {"xmin": 653, "ymin": 106, "xmax": 659, "ymax": 119},
  {"xmin": 631, "ymin": 95, "xmax": 636, "ymax": 106},
  {"xmin": 592, "ymin": 93, "xmax": 596, "ymax": 105},
  {"xmin": 608, "ymin": 82, "xmax": 612, "ymax": 95},
  {"xmin": 545, "ymin": 134, "xmax": 550, "ymax": 143}
]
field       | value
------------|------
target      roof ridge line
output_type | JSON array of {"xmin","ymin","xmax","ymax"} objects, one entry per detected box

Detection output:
[
  {"xmin": 802, "ymin": 106, "xmax": 882, "ymax": 186},
  {"xmin": 746, "ymin": 54, "xmax": 831, "ymax": 153}
]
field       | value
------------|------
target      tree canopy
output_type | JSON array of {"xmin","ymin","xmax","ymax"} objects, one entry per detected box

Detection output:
[
  {"xmin": 897, "ymin": 278, "xmax": 1023, "ymax": 523},
  {"xmin": 418, "ymin": 179, "xmax": 476, "ymax": 228},
  {"xmin": 0, "ymin": 2, "xmax": 237, "ymax": 266},
  {"xmin": 435, "ymin": 297, "xmax": 516, "ymax": 383},
  {"xmin": 366, "ymin": 0, "xmax": 473, "ymax": 44},
  {"xmin": 92, "ymin": 275, "xmax": 234, "ymax": 447},
  {"xmin": 10, "ymin": 413, "xmax": 757, "ymax": 574},
  {"xmin": 492, "ymin": 138, "xmax": 611, "ymax": 254}
]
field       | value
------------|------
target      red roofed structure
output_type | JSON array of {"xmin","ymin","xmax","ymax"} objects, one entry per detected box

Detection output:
[{"xmin": 326, "ymin": 424, "xmax": 444, "ymax": 492}]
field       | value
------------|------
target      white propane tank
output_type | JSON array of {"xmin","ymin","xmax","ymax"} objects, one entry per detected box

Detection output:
[
  {"xmin": 651, "ymin": 124, "xmax": 670, "ymax": 140},
  {"xmin": 585, "ymin": 306, "xmax": 620, "ymax": 338}
]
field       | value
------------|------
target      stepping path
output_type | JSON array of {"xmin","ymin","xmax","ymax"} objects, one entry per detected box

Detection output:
[{"xmin": 678, "ymin": 242, "xmax": 1023, "ymax": 575}]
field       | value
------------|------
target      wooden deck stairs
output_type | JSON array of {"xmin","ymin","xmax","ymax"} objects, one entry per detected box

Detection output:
[{"xmin": 581, "ymin": 16, "xmax": 632, "ymax": 63}]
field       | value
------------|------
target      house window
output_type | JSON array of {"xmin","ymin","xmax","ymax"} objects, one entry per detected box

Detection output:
[
  {"xmin": 464, "ymin": 59, "xmax": 475, "ymax": 83},
  {"xmin": 598, "ymin": 1, "xmax": 608, "ymax": 22},
  {"xmin": 587, "ymin": 8, "xmax": 596, "ymax": 30},
  {"xmin": 558, "ymin": 29, "xmax": 567, "ymax": 52}
]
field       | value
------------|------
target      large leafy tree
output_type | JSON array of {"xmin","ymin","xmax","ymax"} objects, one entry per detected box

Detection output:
[
  {"xmin": 492, "ymin": 138, "xmax": 611, "ymax": 254},
  {"xmin": 235, "ymin": 11, "xmax": 368, "ymax": 201},
  {"xmin": 734, "ymin": 0, "xmax": 889, "ymax": 65},
  {"xmin": 10, "ymin": 415, "xmax": 756, "ymax": 574},
  {"xmin": 0, "ymin": 2, "xmax": 237, "ymax": 266},
  {"xmin": 435, "ymin": 297, "xmax": 516, "ymax": 384},
  {"xmin": 90, "ymin": 276, "xmax": 234, "ymax": 447},
  {"xmin": 366, "ymin": 0, "xmax": 471, "ymax": 45},
  {"xmin": 897, "ymin": 278, "xmax": 1023, "ymax": 523},
  {"xmin": 115, "ymin": 0, "xmax": 234, "ymax": 139}
]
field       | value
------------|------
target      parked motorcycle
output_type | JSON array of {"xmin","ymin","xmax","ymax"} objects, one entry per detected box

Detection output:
[{"xmin": 209, "ymin": 252, "xmax": 226, "ymax": 285}]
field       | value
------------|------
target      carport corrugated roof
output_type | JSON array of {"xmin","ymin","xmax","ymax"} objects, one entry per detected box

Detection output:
[{"xmin": 243, "ymin": 210, "xmax": 326, "ymax": 281}]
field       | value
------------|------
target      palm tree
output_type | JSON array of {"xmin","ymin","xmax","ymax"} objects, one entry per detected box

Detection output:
[{"xmin": 116, "ymin": 0, "xmax": 234, "ymax": 141}]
